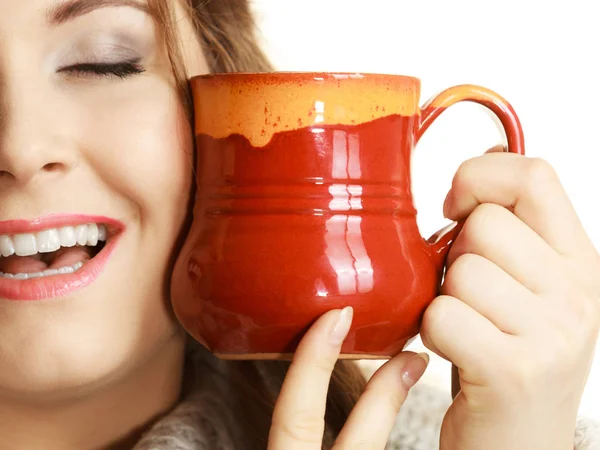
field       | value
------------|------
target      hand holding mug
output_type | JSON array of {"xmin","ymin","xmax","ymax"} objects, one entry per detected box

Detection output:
[
  {"xmin": 267, "ymin": 307, "xmax": 429, "ymax": 449},
  {"xmin": 421, "ymin": 147, "xmax": 600, "ymax": 450}
]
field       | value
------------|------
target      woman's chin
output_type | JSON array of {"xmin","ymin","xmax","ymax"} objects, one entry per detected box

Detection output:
[{"xmin": 0, "ymin": 314, "xmax": 180, "ymax": 403}]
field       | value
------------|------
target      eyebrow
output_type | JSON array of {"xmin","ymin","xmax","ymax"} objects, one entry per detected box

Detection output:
[{"xmin": 47, "ymin": 0, "xmax": 151, "ymax": 25}]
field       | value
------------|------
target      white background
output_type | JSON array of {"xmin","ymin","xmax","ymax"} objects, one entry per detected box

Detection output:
[{"xmin": 250, "ymin": 0, "xmax": 600, "ymax": 419}]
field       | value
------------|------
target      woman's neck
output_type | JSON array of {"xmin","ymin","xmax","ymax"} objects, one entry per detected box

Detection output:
[{"xmin": 0, "ymin": 332, "xmax": 186, "ymax": 450}]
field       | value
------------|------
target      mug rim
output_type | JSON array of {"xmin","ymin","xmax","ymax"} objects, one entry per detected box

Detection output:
[{"xmin": 189, "ymin": 71, "xmax": 421, "ymax": 84}]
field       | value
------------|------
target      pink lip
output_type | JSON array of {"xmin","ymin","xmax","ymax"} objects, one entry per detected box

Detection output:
[{"xmin": 0, "ymin": 214, "xmax": 125, "ymax": 301}]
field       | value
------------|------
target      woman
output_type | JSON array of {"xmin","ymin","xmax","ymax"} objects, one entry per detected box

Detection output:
[{"xmin": 0, "ymin": 0, "xmax": 598, "ymax": 449}]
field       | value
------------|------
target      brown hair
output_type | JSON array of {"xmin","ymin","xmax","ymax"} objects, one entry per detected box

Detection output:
[{"xmin": 148, "ymin": 0, "xmax": 368, "ymax": 449}]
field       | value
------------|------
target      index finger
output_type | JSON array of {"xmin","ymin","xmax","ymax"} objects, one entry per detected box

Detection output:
[
  {"xmin": 268, "ymin": 307, "xmax": 353, "ymax": 450},
  {"xmin": 444, "ymin": 151, "xmax": 593, "ymax": 258}
]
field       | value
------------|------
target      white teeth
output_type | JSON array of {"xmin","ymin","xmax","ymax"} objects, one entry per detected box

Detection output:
[
  {"xmin": 13, "ymin": 234, "xmax": 37, "ymax": 256},
  {"xmin": 0, "ymin": 235, "xmax": 15, "ymax": 257},
  {"xmin": 97, "ymin": 225, "xmax": 106, "ymax": 241},
  {"xmin": 36, "ymin": 229, "xmax": 61, "ymax": 253},
  {"xmin": 87, "ymin": 223, "xmax": 99, "ymax": 246},
  {"xmin": 0, "ymin": 224, "xmax": 107, "ymax": 260},
  {"xmin": 0, "ymin": 261, "xmax": 85, "ymax": 279},
  {"xmin": 75, "ymin": 225, "xmax": 87, "ymax": 246},
  {"xmin": 58, "ymin": 266, "xmax": 74, "ymax": 274},
  {"xmin": 58, "ymin": 226, "xmax": 77, "ymax": 247}
]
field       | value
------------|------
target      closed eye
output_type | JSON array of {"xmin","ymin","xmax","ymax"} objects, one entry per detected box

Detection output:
[{"xmin": 58, "ymin": 60, "xmax": 145, "ymax": 79}]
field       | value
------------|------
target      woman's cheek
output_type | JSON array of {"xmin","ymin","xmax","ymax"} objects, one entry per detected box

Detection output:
[{"xmin": 75, "ymin": 78, "xmax": 193, "ymax": 222}]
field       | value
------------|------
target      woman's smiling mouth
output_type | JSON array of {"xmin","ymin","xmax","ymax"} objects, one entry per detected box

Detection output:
[
  {"xmin": 0, "ymin": 223, "xmax": 107, "ymax": 278},
  {"xmin": 0, "ymin": 214, "xmax": 124, "ymax": 301}
]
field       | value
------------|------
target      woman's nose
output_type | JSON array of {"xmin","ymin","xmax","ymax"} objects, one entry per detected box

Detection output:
[
  {"xmin": 0, "ymin": 83, "xmax": 78, "ymax": 188},
  {"xmin": 0, "ymin": 135, "xmax": 77, "ymax": 187}
]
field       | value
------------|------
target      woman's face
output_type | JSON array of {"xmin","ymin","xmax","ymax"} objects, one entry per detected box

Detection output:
[{"xmin": 0, "ymin": 0, "xmax": 207, "ymax": 397}]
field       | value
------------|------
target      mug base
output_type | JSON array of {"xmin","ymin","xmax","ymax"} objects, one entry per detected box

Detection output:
[{"xmin": 214, "ymin": 352, "xmax": 392, "ymax": 361}]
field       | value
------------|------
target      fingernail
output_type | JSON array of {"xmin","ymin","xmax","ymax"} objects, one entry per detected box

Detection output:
[
  {"xmin": 401, "ymin": 352, "xmax": 429, "ymax": 389},
  {"xmin": 329, "ymin": 306, "xmax": 353, "ymax": 345},
  {"xmin": 442, "ymin": 191, "xmax": 452, "ymax": 218}
]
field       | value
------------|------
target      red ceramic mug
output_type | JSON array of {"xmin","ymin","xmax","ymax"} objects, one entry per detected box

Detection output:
[{"xmin": 171, "ymin": 73, "xmax": 525, "ymax": 360}]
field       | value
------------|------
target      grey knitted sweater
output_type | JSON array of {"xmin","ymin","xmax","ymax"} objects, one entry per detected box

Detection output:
[{"xmin": 133, "ymin": 344, "xmax": 600, "ymax": 450}]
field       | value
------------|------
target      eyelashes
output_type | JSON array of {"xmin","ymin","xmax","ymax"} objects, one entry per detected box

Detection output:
[{"xmin": 58, "ymin": 58, "xmax": 145, "ymax": 80}]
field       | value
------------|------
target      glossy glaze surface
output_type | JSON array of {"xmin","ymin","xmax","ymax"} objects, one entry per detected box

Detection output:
[{"xmin": 172, "ymin": 73, "xmax": 525, "ymax": 359}]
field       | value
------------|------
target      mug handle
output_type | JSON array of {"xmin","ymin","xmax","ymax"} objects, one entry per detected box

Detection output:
[{"xmin": 418, "ymin": 84, "xmax": 526, "ymax": 266}]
